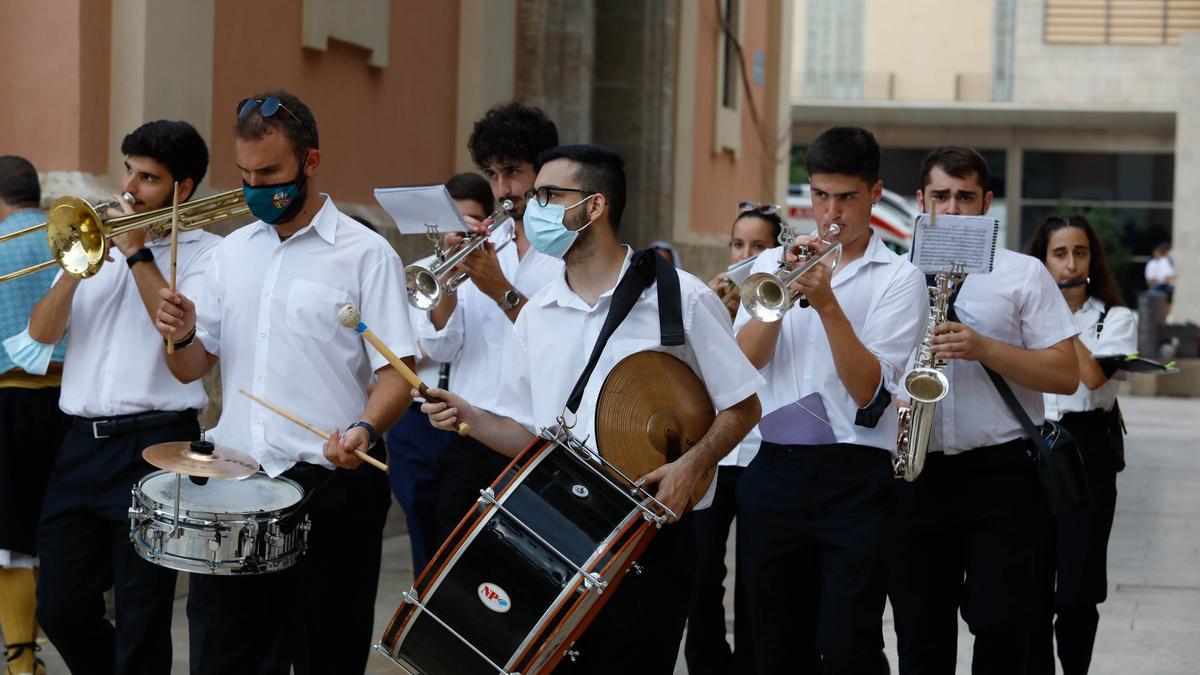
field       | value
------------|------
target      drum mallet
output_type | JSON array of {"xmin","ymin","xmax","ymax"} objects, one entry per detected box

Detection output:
[
  {"xmin": 238, "ymin": 389, "xmax": 389, "ymax": 472},
  {"xmin": 337, "ymin": 304, "xmax": 470, "ymax": 436}
]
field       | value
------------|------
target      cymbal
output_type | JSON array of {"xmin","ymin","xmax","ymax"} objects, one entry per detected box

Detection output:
[
  {"xmin": 596, "ymin": 351, "xmax": 717, "ymax": 508},
  {"xmin": 142, "ymin": 440, "xmax": 259, "ymax": 479}
]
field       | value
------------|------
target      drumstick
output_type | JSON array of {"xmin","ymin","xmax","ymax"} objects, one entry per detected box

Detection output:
[
  {"xmin": 237, "ymin": 389, "xmax": 389, "ymax": 472},
  {"xmin": 337, "ymin": 304, "xmax": 470, "ymax": 437},
  {"xmin": 167, "ymin": 181, "xmax": 180, "ymax": 354}
]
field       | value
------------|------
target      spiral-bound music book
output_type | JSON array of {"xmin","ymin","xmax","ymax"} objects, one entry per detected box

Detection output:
[{"xmin": 909, "ymin": 214, "xmax": 1000, "ymax": 275}]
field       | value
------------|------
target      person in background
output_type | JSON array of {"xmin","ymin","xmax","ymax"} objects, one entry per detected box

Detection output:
[
  {"xmin": 384, "ymin": 172, "xmax": 494, "ymax": 575},
  {"xmin": 1144, "ymin": 242, "xmax": 1175, "ymax": 308},
  {"xmin": 1027, "ymin": 215, "xmax": 1137, "ymax": 675},
  {"xmin": 0, "ymin": 156, "xmax": 70, "ymax": 675},
  {"xmin": 650, "ymin": 240, "xmax": 683, "ymax": 269},
  {"xmin": 685, "ymin": 200, "xmax": 782, "ymax": 675}
]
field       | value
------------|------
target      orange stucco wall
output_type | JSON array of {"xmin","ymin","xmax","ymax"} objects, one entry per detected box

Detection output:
[
  {"xmin": 208, "ymin": 0, "xmax": 461, "ymax": 203},
  {"xmin": 0, "ymin": 0, "xmax": 111, "ymax": 174},
  {"xmin": 690, "ymin": 0, "xmax": 774, "ymax": 237}
]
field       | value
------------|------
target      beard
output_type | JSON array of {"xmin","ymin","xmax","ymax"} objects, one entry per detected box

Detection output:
[{"xmin": 562, "ymin": 207, "xmax": 595, "ymax": 266}]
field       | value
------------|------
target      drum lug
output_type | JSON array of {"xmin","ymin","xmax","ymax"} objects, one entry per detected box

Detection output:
[
  {"xmin": 565, "ymin": 648, "xmax": 580, "ymax": 663},
  {"xmin": 630, "ymin": 561, "xmax": 645, "ymax": 576}
]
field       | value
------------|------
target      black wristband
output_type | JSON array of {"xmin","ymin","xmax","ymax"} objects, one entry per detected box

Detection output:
[
  {"xmin": 126, "ymin": 247, "xmax": 154, "ymax": 268},
  {"xmin": 166, "ymin": 326, "xmax": 197, "ymax": 350},
  {"xmin": 346, "ymin": 420, "xmax": 378, "ymax": 446}
]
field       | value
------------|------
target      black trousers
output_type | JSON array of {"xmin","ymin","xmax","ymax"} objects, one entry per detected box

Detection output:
[
  {"xmin": 187, "ymin": 444, "xmax": 391, "ymax": 675},
  {"xmin": 434, "ymin": 434, "xmax": 512, "ymax": 544},
  {"xmin": 686, "ymin": 465, "xmax": 755, "ymax": 675},
  {"xmin": 385, "ymin": 402, "xmax": 453, "ymax": 574},
  {"xmin": 552, "ymin": 514, "xmax": 695, "ymax": 674},
  {"xmin": 737, "ymin": 442, "xmax": 894, "ymax": 675},
  {"xmin": 36, "ymin": 411, "xmax": 199, "ymax": 675},
  {"xmin": 889, "ymin": 440, "xmax": 1048, "ymax": 675},
  {"xmin": 0, "ymin": 386, "xmax": 68, "ymax": 556},
  {"xmin": 1027, "ymin": 410, "xmax": 1119, "ymax": 675}
]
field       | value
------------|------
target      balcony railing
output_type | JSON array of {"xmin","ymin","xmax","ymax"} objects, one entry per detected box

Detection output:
[{"xmin": 796, "ymin": 71, "xmax": 997, "ymax": 103}]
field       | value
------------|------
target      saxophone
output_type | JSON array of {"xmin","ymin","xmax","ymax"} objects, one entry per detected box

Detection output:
[{"xmin": 894, "ymin": 269, "xmax": 963, "ymax": 481}]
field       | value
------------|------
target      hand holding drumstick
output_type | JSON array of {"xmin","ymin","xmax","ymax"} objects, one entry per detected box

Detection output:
[
  {"xmin": 337, "ymin": 304, "xmax": 470, "ymax": 437},
  {"xmin": 238, "ymin": 389, "xmax": 388, "ymax": 472}
]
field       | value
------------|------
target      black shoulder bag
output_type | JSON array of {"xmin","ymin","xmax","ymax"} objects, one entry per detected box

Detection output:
[{"xmin": 945, "ymin": 282, "xmax": 1088, "ymax": 515}]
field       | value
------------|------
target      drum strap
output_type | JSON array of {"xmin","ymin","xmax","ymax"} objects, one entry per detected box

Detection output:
[{"xmin": 565, "ymin": 248, "xmax": 683, "ymax": 414}]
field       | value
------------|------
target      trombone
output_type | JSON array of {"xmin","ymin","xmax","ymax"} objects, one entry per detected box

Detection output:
[
  {"xmin": 740, "ymin": 224, "xmax": 842, "ymax": 322},
  {"xmin": 405, "ymin": 199, "xmax": 514, "ymax": 310},
  {"xmin": 0, "ymin": 189, "xmax": 248, "ymax": 283}
]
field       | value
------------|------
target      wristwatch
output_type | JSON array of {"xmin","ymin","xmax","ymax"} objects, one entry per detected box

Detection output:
[
  {"xmin": 498, "ymin": 288, "xmax": 521, "ymax": 310},
  {"xmin": 346, "ymin": 420, "xmax": 378, "ymax": 446},
  {"xmin": 125, "ymin": 247, "xmax": 155, "ymax": 268}
]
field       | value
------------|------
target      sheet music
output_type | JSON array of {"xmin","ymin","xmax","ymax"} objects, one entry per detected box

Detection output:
[
  {"xmin": 373, "ymin": 184, "xmax": 467, "ymax": 235},
  {"xmin": 909, "ymin": 213, "xmax": 1000, "ymax": 274}
]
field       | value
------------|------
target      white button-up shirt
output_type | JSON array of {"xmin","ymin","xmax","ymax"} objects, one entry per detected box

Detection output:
[
  {"xmin": 415, "ymin": 226, "xmax": 562, "ymax": 413},
  {"xmin": 195, "ymin": 196, "xmax": 416, "ymax": 477},
  {"xmin": 733, "ymin": 233, "xmax": 928, "ymax": 452},
  {"xmin": 492, "ymin": 246, "xmax": 764, "ymax": 511},
  {"xmin": 58, "ymin": 230, "xmax": 220, "ymax": 417},
  {"xmin": 1044, "ymin": 296, "xmax": 1136, "ymax": 420},
  {"xmin": 928, "ymin": 249, "xmax": 1077, "ymax": 454}
]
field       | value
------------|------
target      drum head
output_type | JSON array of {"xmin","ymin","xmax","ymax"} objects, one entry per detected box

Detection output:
[
  {"xmin": 141, "ymin": 472, "xmax": 302, "ymax": 514},
  {"xmin": 596, "ymin": 351, "xmax": 716, "ymax": 507}
]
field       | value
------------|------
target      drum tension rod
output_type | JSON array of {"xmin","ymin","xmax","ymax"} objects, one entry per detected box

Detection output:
[
  {"xmin": 397, "ymin": 588, "xmax": 519, "ymax": 675},
  {"xmin": 477, "ymin": 488, "xmax": 607, "ymax": 592}
]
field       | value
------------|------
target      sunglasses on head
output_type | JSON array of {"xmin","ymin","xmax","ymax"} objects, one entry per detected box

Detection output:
[
  {"xmin": 737, "ymin": 201, "xmax": 781, "ymax": 217},
  {"xmin": 236, "ymin": 97, "xmax": 311, "ymax": 142}
]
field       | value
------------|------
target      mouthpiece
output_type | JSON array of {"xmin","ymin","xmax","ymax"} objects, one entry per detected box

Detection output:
[
  {"xmin": 337, "ymin": 304, "xmax": 362, "ymax": 328},
  {"xmin": 1057, "ymin": 278, "xmax": 1089, "ymax": 289},
  {"xmin": 827, "ymin": 223, "xmax": 842, "ymax": 236}
]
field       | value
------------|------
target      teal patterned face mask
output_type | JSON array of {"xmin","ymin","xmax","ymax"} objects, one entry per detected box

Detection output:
[{"xmin": 242, "ymin": 173, "xmax": 306, "ymax": 225}]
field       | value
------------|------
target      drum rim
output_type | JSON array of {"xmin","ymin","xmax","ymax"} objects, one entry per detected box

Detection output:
[{"xmin": 134, "ymin": 469, "xmax": 304, "ymax": 521}]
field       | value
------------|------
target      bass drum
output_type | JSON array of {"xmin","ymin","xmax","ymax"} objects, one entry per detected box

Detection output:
[{"xmin": 375, "ymin": 431, "xmax": 659, "ymax": 674}]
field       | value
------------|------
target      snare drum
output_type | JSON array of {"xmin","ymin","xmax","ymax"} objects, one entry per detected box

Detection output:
[
  {"xmin": 129, "ymin": 470, "xmax": 309, "ymax": 575},
  {"xmin": 375, "ymin": 428, "xmax": 665, "ymax": 674}
]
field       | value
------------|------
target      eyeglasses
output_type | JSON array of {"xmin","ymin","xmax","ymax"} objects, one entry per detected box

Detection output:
[
  {"xmin": 236, "ymin": 97, "xmax": 311, "ymax": 142},
  {"xmin": 737, "ymin": 201, "xmax": 781, "ymax": 217},
  {"xmin": 523, "ymin": 186, "xmax": 595, "ymax": 208}
]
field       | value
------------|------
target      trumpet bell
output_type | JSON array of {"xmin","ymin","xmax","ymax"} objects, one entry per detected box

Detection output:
[
  {"xmin": 48, "ymin": 196, "xmax": 107, "ymax": 278},
  {"xmin": 405, "ymin": 265, "xmax": 443, "ymax": 311},
  {"xmin": 904, "ymin": 367, "xmax": 949, "ymax": 404},
  {"xmin": 741, "ymin": 272, "xmax": 789, "ymax": 322}
]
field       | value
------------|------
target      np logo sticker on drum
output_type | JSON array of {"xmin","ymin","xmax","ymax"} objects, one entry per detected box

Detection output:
[{"xmin": 477, "ymin": 583, "xmax": 511, "ymax": 613}]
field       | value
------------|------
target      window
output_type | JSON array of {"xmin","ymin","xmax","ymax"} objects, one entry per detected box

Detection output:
[
  {"xmin": 714, "ymin": 0, "xmax": 744, "ymax": 155},
  {"xmin": 1044, "ymin": 0, "xmax": 1200, "ymax": 45}
]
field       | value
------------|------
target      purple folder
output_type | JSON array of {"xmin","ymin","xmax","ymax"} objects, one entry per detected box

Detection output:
[{"xmin": 758, "ymin": 392, "xmax": 837, "ymax": 446}]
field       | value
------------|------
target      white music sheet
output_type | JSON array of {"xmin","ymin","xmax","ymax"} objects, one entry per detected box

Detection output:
[
  {"xmin": 373, "ymin": 184, "xmax": 467, "ymax": 235},
  {"xmin": 909, "ymin": 213, "xmax": 999, "ymax": 274}
]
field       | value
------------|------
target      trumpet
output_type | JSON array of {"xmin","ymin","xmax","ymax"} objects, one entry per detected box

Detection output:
[
  {"xmin": 0, "ymin": 189, "xmax": 248, "ymax": 283},
  {"xmin": 405, "ymin": 199, "xmax": 514, "ymax": 310},
  {"xmin": 740, "ymin": 225, "xmax": 842, "ymax": 322}
]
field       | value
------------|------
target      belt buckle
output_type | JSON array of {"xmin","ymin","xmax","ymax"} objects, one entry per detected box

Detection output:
[{"xmin": 92, "ymin": 420, "xmax": 111, "ymax": 439}]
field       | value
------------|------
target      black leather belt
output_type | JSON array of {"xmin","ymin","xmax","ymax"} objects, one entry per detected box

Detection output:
[{"xmin": 73, "ymin": 409, "xmax": 197, "ymax": 440}]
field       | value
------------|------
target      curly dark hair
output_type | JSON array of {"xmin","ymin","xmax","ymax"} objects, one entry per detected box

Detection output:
[
  {"xmin": 468, "ymin": 102, "xmax": 559, "ymax": 169},
  {"xmin": 120, "ymin": 120, "xmax": 209, "ymax": 197}
]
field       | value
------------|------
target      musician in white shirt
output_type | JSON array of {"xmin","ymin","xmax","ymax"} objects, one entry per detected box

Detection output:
[
  {"xmin": 1027, "ymin": 215, "xmax": 1137, "ymax": 675},
  {"xmin": 416, "ymin": 103, "xmax": 563, "ymax": 545},
  {"xmin": 888, "ymin": 147, "xmax": 1079, "ymax": 675},
  {"xmin": 423, "ymin": 144, "xmax": 762, "ymax": 673},
  {"xmin": 156, "ymin": 91, "xmax": 414, "ymax": 673},
  {"xmin": 23, "ymin": 120, "xmax": 218, "ymax": 674},
  {"xmin": 734, "ymin": 127, "xmax": 928, "ymax": 674}
]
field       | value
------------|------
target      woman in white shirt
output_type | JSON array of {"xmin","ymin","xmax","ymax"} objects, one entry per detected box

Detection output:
[
  {"xmin": 1028, "ymin": 214, "xmax": 1137, "ymax": 675},
  {"xmin": 686, "ymin": 202, "xmax": 782, "ymax": 675}
]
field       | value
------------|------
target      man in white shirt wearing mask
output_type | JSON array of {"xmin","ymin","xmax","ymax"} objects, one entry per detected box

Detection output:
[
  {"xmin": 416, "ymin": 102, "xmax": 563, "ymax": 545},
  {"xmin": 888, "ymin": 147, "xmax": 1079, "ymax": 675},
  {"xmin": 422, "ymin": 144, "xmax": 763, "ymax": 672},
  {"xmin": 156, "ymin": 90, "xmax": 415, "ymax": 674},
  {"xmin": 734, "ymin": 126, "xmax": 928, "ymax": 674}
]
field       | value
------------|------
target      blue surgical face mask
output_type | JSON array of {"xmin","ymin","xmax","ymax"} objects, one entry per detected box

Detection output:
[
  {"xmin": 524, "ymin": 195, "xmax": 595, "ymax": 259},
  {"xmin": 242, "ymin": 171, "xmax": 307, "ymax": 225}
]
